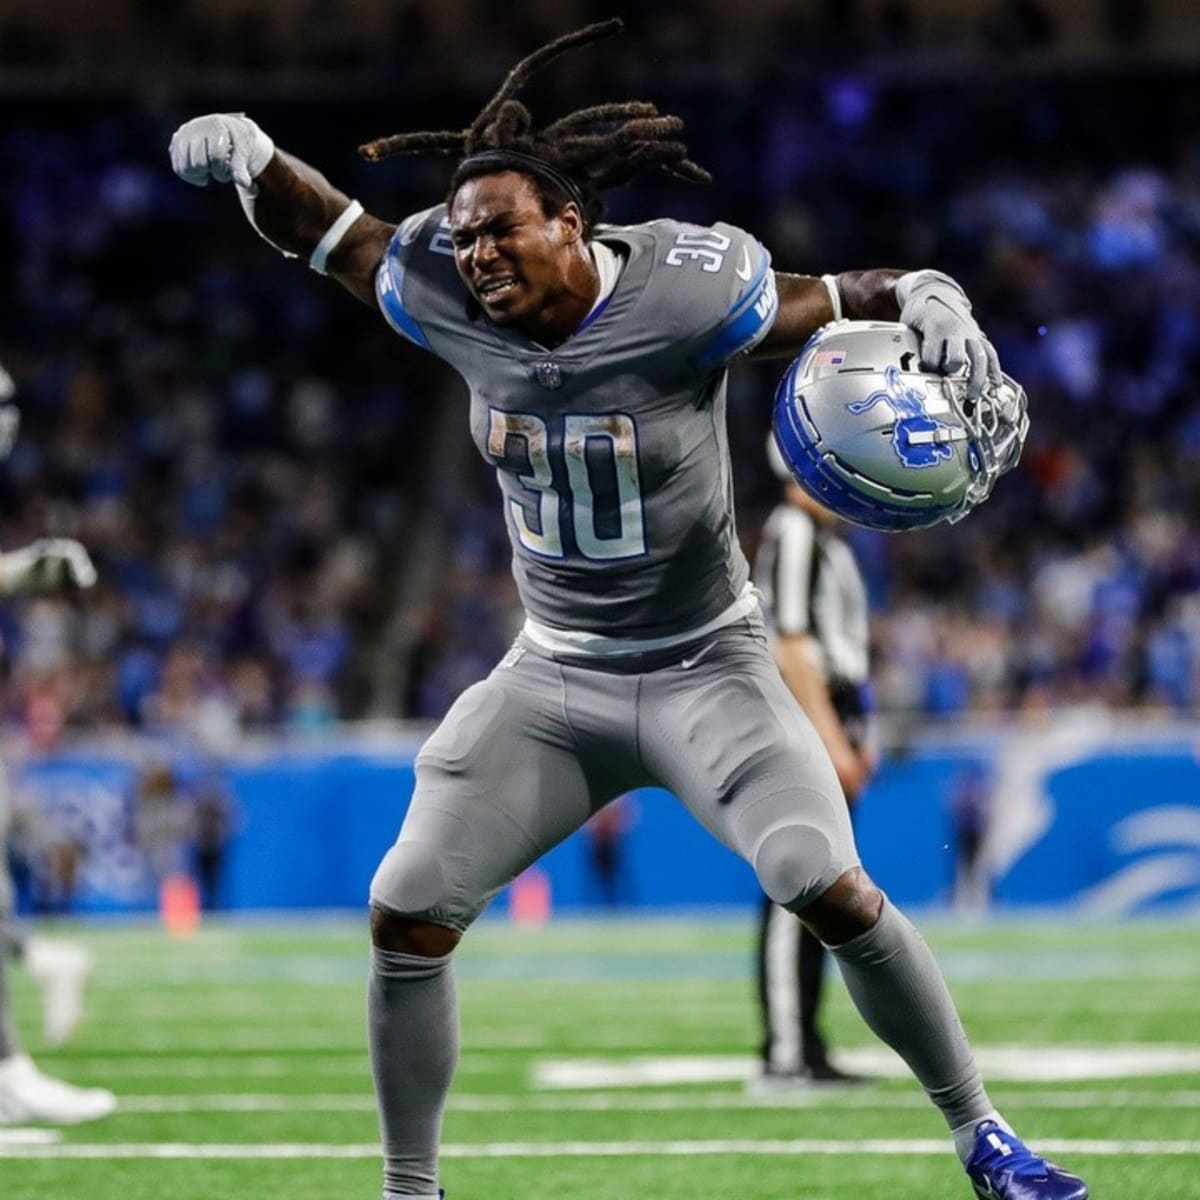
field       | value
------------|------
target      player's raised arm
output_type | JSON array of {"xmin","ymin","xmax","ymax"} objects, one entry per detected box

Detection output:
[
  {"xmin": 753, "ymin": 268, "xmax": 1001, "ymax": 399},
  {"xmin": 169, "ymin": 114, "xmax": 395, "ymax": 307}
]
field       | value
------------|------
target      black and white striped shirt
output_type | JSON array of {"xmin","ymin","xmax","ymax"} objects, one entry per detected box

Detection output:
[{"xmin": 753, "ymin": 503, "xmax": 869, "ymax": 688}]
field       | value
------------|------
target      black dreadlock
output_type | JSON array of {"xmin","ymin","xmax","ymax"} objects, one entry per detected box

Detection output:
[{"xmin": 358, "ymin": 18, "xmax": 711, "ymax": 233}]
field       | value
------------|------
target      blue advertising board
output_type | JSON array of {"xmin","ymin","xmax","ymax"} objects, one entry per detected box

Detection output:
[{"xmin": 8, "ymin": 718, "xmax": 1199, "ymax": 916}]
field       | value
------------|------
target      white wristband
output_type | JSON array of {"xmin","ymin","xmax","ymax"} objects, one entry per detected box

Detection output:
[
  {"xmin": 821, "ymin": 273, "xmax": 843, "ymax": 322},
  {"xmin": 309, "ymin": 201, "xmax": 365, "ymax": 275}
]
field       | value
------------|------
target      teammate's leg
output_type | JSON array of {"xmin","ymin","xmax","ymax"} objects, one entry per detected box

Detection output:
[
  {"xmin": 0, "ymin": 779, "xmax": 93, "ymax": 1050},
  {"xmin": 0, "ymin": 790, "xmax": 21, "ymax": 1060},
  {"xmin": 0, "ymin": 845, "xmax": 113, "ymax": 1125},
  {"xmin": 367, "ymin": 646, "xmax": 633, "ymax": 1199},
  {"xmin": 0, "ymin": 875, "xmax": 21, "ymax": 1062}
]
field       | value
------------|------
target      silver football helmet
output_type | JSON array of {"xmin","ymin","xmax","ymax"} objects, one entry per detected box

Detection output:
[{"xmin": 771, "ymin": 320, "xmax": 1028, "ymax": 531}]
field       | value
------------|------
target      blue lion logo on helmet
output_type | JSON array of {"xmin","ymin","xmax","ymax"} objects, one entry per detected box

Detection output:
[{"xmin": 846, "ymin": 365, "xmax": 961, "ymax": 469}]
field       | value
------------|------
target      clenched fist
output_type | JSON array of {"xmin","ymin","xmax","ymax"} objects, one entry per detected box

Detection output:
[{"xmin": 169, "ymin": 113, "xmax": 275, "ymax": 191}]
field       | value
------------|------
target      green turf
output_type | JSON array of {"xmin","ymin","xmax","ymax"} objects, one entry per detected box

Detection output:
[{"xmin": 3, "ymin": 913, "xmax": 1198, "ymax": 1198}]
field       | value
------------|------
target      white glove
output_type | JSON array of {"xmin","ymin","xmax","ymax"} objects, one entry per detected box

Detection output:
[
  {"xmin": 0, "ymin": 539, "xmax": 98, "ymax": 595},
  {"xmin": 896, "ymin": 270, "xmax": 1001, "ymax": 400},
  {"xmin": 169, "ymin": 113, "xmax": 275, "ymax": 191}
]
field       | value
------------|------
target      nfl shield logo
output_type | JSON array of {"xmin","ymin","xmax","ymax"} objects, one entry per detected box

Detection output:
[{"xmin": 534, "ymin": 361, "xmax": 563, "ymax": 390}]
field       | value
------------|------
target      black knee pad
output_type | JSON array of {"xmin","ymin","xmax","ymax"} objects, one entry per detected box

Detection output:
[
  {"xmin": 369, "ymin": 841, "xmax": 449, "ymax": 921},
  {"xmin": 754, "ymin": 823, "xmax": 835, "ymax": 910}
]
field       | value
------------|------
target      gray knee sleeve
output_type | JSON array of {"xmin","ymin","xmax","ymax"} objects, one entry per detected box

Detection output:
[
  {"xmin": 753, "ymin": 823, "xmax": 837, "ymax": 910},
  {"xmin": 369, "ymin": 840, "xmax": 453, "ymax": 922}
]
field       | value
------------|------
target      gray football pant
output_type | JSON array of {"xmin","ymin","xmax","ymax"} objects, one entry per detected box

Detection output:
[
  {"xmin": 368, "ymin": 625, "xmax": 988, "ymax": 1195},
  {"xmin": 0, "ymin": 785, "xmax": 21, "ymax": 1059}
]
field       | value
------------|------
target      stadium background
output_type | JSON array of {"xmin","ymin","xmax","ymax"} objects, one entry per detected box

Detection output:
[
  {"xmin": 2, "ymin": 0, "xmax": 1198, "ymax": 917},
  {"xmin": 2, "ymin": 4, "xmax": 1200, "ymax": 1200}
]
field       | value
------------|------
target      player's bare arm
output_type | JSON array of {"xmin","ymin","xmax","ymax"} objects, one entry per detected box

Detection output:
[
  {"xmin": 169, "ymin": 114, "xmax": 393, "ymax": 308},
  {"xmin": 755, "ymin": 267, "xmax": 1001, "ymax": 399},
  {"xmin": 250, "ymin": 152, "xmax": 394, "ymax": 305},
  {"xmin": 752, "ymin": 270, "xmax": 902, "ymax": 360}
]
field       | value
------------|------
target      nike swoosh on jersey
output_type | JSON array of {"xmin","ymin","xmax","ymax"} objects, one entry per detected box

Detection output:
[{"xmin": 735, "ymin": 245, "xmax": 753, "ymax": 281}]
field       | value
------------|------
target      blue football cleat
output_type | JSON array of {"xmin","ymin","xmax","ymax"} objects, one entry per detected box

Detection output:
[{"xmin": 965, "ymin": 1121, "xmax": 1089, "ymax": 1200}]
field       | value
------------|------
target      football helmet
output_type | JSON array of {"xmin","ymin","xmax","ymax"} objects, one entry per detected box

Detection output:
[{"xmin": 771, "ymin": 320, "xmax": 1028, "ymax": 531}]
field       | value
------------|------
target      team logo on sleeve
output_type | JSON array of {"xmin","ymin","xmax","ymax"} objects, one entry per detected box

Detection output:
[{"xmin": 847, "ymin": 366, "xmax": 967, "ymax": 469}]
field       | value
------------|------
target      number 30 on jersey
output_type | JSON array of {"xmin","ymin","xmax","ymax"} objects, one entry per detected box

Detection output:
[{"xmin": 488, "ymin": 409, "xmax": 646, "ymax": 561}]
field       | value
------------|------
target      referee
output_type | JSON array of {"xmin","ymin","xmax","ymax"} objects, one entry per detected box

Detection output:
[{"xmin": 749, "ymin": 439, "xmax": 876, "ymax": 1089}]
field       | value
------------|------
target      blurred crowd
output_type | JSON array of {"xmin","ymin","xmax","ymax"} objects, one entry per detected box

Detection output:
[
  {"xmin": 1, "ymin": 29, "xmax": 1199, "ymax": 743},
  {"xmin": 0, "ymin": 104, "xmax": 452, "ymax": 744},
  {"xmin": 0, "ymin": 0, "xmax": 1173, "ymax": 83}
]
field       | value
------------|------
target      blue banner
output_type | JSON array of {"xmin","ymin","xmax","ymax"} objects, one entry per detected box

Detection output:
[{"xmin": 8, "ymin": 720, "xmax": 1199, "ymax": 915}]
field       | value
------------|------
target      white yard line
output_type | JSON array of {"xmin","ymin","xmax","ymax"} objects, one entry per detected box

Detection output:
[
  {"xmin": 535, "ymin": 1046, "xmax": 1200, "ymax": 1087},
  {"xmin": 2, "ymin": 1138, "xmax": 1200, "ymax": 1159},
  {"xmin": 107, "ymin": 1088, "xmax": 1200, "ymax": 1114},
  {"xmin": 52, "ymin": 1054, "xmax": 503, "ymax": 1079},
  {"xmin": 56, "ymin": 1045, "xmax": 1200, "ymax": 1084},
  {"xmin": 0, "ymin": 1130, "xmax": 60, "ymax": 1146}
]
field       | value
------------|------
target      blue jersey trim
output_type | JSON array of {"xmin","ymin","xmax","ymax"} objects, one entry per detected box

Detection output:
[
  {"xmin": 573, "ymin": 289, "xmax": 616, "ymax": 337},
  {"xmin": 375, "ymin": 235, "xmax": 433, "ymax": 352},
  {"xmin": 692, "ymin": 244, "xmax": 777, "ymax": 372}
]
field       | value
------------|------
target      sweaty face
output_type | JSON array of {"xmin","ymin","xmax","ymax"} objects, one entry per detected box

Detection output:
[{"xmin": 449, "ymin": 172, "xmax": 578, "ymax": 326}]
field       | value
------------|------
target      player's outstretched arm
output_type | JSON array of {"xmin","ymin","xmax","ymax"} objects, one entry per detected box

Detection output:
[
  {"xmin": 169, "ymin": 114, "xmax": 394, "ymax": 308},
  {"xmin": 754, "ymin": 269, "xmax": 1000, "ymax": 399},
  {"xmin": 751, "ymin": 271, "xmax": 901, "ymax": 361}
]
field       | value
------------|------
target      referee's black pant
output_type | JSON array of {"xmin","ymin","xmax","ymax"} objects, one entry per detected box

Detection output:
[{"xmin": 755, "ymin": 895, "xmax": 832, "ymax": 1073}]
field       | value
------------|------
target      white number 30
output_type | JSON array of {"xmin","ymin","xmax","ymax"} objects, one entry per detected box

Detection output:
[
  {"xmin": 488, "ymin": 410, "xmax": 647, "ymax": 561},
  {"xmin": 665, "ymin": 229, "xmax": 731, "ymax": 273}
]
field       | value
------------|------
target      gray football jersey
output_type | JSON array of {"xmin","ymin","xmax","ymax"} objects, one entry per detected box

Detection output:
[{"xmin": 376, "ymin": 205, "xmax": 779, "ymax": 639}]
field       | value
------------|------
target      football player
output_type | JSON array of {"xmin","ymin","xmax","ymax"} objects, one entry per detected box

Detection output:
[
  {"xmin": 170, "ymin": 20, "xmax": 1085, "ymax": 1200},
  {"xmin": 0, "ymin": 362, "xmax": 115, "ymax": 1126}
]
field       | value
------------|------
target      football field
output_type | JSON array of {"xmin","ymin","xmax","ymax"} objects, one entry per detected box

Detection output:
[{"xmin": 3, "ymin": 914, "xmax": 1198, "ymax": 1199}]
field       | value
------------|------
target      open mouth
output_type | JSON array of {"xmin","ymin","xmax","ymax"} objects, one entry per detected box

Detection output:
[{"xmin": 477, "ymin": 276, "xmax": 520, "ymax": 303}]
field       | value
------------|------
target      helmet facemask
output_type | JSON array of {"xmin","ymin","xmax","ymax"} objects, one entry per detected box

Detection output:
[{"xmin": 951, "ymin": 372, "xmax": 1029, "ymax": 520}]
